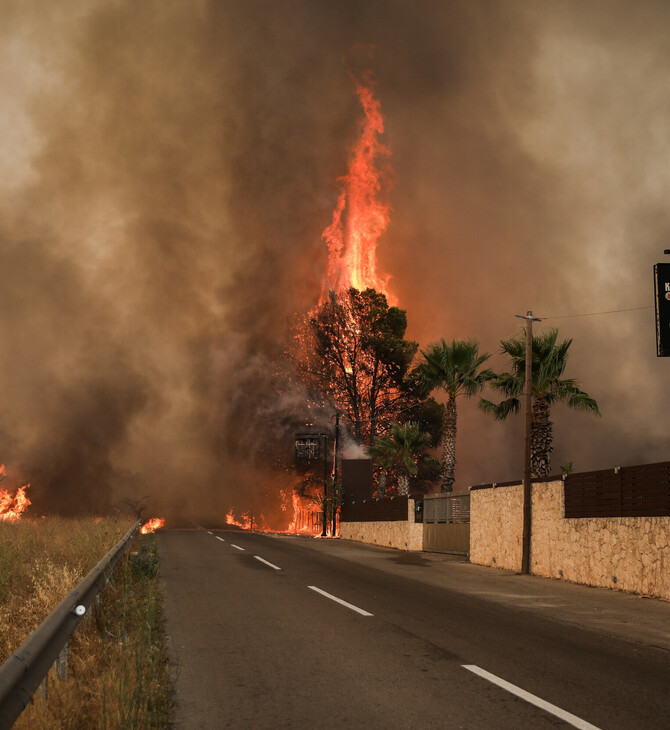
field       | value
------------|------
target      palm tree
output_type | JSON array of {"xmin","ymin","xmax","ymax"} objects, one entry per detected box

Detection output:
[
  {"xmin": 369, "ymin": 447, "xmax": 394, "ymax": 498},
  {"xmin": 480, "ymin": 328, "xmax": 600, "ymax": 477},
  {"xmin": 367, "ymin": 422, "xmax": 433, "ymax": 496},
  {"xmin": 412, "ymin": 339, "xmax": 493, "ymax": 492}
]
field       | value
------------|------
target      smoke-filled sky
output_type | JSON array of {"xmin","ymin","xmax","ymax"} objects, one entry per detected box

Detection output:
[{"xmin": 1, "ymin": 0, "xmax": 668, "ymax": 518}]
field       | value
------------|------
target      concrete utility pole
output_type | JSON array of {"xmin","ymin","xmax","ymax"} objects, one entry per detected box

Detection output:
[
  {"xmin": 321, "ymin": 433, "xmax": 329, "ymax": 537},
  {"xmin": 515, "ymin": 310, "xmax": 542, "ymax": 575},
  {"xmin": 332, "ymin": 412, "xmax": 340, "ymax": 537}
]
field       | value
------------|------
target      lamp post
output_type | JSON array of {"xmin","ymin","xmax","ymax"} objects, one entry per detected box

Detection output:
[
  {"xmin": 332, "ymin": 411, "xmax": 340, "ymax": 537},
  {"xmin": 294, "ymin": 433, "xmax": 329, "ymax": 536}
]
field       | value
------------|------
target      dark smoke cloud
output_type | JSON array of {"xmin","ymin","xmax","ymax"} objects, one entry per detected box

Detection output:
[{"xmin": 0, "ymin": 1, "xmax": 668, "ymax": 519}]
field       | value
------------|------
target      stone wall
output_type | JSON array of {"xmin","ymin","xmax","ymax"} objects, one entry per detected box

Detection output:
[
  {"xmin": 339, "ymin": 499, "xmax": 423, "ymax": 551},
  {"xmin": 470, "ymin": 484, "xmax": 523, "ymax": 570},
  {"xmin": 470, "ymin": 480, "xmax": 670, "ymax": 601}
]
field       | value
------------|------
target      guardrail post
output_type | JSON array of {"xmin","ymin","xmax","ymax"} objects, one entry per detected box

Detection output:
[
  {"xmin": 55, "ymin": 642, "xmax": 69, "ymax": 682},
  {"xmin": 39, "ymin": 676, "xmax": 47, "ymax": 702}
]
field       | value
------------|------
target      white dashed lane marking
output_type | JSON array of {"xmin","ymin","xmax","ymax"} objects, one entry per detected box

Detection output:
[
  {"xmin": 462, "ymin": 665, "xmax": 601, "ymax": 730},
  {"xmin": 308, "ymin": 586, "xmax": 373, "ymax": 617},
  {"xmin": 254, "ymin": 555, "xmax": 281, "ymax": 570}
]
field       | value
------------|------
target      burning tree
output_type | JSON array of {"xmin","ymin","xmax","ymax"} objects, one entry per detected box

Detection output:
[
  {"xmin": 296, "ymin": 287, "xmax": 418, "ymax": 447},
  {"xmin": 289, "ymin": 61, "xmax": 443, "ymax": 501}
]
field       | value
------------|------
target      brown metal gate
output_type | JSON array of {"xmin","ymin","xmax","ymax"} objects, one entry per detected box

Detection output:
[{"xmin": 422, "ymin": 491, "xmax": 470, "ymax": 555}]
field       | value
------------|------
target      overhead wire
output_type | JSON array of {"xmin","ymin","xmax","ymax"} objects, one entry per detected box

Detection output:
[{"xmin": 539, "ymin": 305, "xmax": 653, "ymax": 320}]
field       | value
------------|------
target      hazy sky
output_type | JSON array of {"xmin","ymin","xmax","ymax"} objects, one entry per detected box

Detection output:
[{"xmin": 1, "ymin": 0, "xmax": 668, "ymax": 519}]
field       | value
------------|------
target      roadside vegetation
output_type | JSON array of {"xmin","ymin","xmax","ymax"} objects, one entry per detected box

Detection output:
[
  {"xmin": 0, "ymin": 516, "xmax": 173, "ymax": 728},
  {"xmin": 295, "ymin": 286, "xmax": 599, "ymax": 497}
]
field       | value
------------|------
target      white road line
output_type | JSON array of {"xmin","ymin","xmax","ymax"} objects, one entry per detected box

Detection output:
[
  {"xmin": 207, "ymin": 531, "xmax": 212, "ymax": 535},
  {"xmin": 215, "ymin": 536, "xmax": 225, "ymax": 542},
  {"xmin": 308, "ymin": 586, "xmax": 373, "ymax": 617},
  {"xmin": 231, "ymin": 544, "xmax": 245, "ymax": 551},
  {"xmin": 254, "ymin": 555, "xmax": 281, "ymax": 570},
  {"xmin": 462, "ymin": 665, "xmax": 601, "ymax": 730}
]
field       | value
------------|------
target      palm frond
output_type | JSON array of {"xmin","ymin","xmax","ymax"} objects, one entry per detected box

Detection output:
[
  {"xmin": 479, "ymin": 397, "xmax": 520, "ymax": 421},
  {"xmin": 417, "ymin": 338, "xmax": 492, "ymax": 398},
  {"xmin": 489, "ymin": 372, "xmax": 523, "ymax": 398}
]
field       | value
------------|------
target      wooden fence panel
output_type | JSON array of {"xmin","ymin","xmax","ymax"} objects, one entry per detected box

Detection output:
[
  {"xmin": 621, "ymin": 462, "xmax": 670, "ymax": 517},
  {"xmin": 564, "ymin": 461, "xmax": 670, "ymax": 518},
  {"xmin": 340, "ymin": 496, "xmax": 409, "ymax": 522}
]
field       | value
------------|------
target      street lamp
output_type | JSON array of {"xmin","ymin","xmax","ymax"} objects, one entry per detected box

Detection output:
[{"xmin": 295, "ymin": 433, "xmax": 329, "ymax": 536}]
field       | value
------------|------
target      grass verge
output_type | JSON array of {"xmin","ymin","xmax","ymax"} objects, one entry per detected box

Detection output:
[{"xmin": 0, "ymin": 517, "xmax": 173, "ymax": 728}]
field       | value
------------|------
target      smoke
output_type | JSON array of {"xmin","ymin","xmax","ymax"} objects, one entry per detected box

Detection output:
[{"xmin": 0, "ymin": 1, "xmax": 668, "ymax": 518}]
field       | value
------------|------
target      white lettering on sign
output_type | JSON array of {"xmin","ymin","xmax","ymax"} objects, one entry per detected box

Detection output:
[{"xmin": 665, "ymin": 283, "xmax": 670, "ymax": 291}]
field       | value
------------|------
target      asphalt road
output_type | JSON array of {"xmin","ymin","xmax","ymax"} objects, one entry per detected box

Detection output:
[{"xmin": 157, "ymin": 530, "xmax": 670, "ymax": 729}]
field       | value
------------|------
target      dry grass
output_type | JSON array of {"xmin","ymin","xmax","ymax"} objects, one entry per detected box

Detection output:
[
  {"xmin": 0, "ymin": 517, "xmax": 173, "ymax": 728},
  {"xmin": 0, "ymin": 516, "xmax": 134, "ymax": 664}
]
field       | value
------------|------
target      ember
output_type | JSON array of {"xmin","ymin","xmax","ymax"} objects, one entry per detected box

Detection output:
[{"xmin": 140, "ymin": 517, "xmax": 165, "ymax": 534}]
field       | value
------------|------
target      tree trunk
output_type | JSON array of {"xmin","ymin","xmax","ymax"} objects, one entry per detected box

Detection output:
[
  {"xmin": 531, "ymin": 397, "xmax": 553, "ymax": 477},
  {"xmin": 398, "ymin": 473, "xmax": 410, "ymax": 496},
  {"xmin": 368, "ymin": 357, "xmax": 380, "ymax": 447},
  {"xmin": 378, "ymin": 470, "xmax": 387, "ymax": 499},
  {"xmin": 439, "ymin": 395, "xmax": 457, "ymax": 492}
]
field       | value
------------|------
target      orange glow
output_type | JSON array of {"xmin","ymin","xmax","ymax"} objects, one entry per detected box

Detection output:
[
  {"xmin": 0, "ymin": 483, "xmax": 31, "ymax": 522},
  {"xmin": 140, "ymin": 517, "xmax": 165, "ymax": 534},
  {"xmin": 321, "ymin": 70, "xmax": 394, "ymax": 303}
]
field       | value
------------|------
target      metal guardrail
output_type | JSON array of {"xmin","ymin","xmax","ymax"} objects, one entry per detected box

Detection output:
[{"xmin": 0, "ymin": 520, "xmax": 140, "ymax": 729}]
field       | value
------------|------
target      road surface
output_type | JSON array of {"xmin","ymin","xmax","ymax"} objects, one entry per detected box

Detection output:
[{"xmin": 157, "ymin": 529, "xmax": 670, "ymax": 729}]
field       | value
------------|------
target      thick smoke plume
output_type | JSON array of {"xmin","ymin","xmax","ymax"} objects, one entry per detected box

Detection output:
[{"xmin": 1, "ymin": 1, "xmax": 668, "ymax": 519}]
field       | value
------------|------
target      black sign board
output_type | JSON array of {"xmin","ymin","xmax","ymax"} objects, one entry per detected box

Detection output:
[
  {"xmin": 654, "ymin": 263, "xmax": 670, "ymax": 356},
  {"xmin": 295, "ymin": 434, "xmax": 322, "ymax": 461}
]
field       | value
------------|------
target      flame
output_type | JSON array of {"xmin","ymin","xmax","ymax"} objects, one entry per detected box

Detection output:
[
  {"xmin": 0, "ymin": 483, "xmax": 31, "ymax": 522},
  {"xmin": 321, "ymin": 70, "xmax": 394, "ymax": 302},
  {"xmin": 224, "ymin": 509, "xmax": 273, "ymax": 532},
  {"xmin": 225, "ymin": 509, "xmax": 252, "ymax": 529},
  {"xmin": 284, "ymin": 489, "xmax": 322, "ymax": 535},
  {"xmin": 140, "ymin": 517, "xmax": 165, "ymax": 534}
]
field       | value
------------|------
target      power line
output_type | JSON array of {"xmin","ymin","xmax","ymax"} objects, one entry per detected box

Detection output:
[{"xmin": 541, "ymin": 305, "xmax": 653, "ymax": 320}]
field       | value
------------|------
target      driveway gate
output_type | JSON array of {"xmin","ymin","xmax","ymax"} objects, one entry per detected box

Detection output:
[{"xmin": 422, "ymin": 491, "xmax": 470, "ymax": 555}]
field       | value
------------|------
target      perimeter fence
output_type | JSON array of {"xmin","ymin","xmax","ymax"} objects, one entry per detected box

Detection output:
[{"xmin": 564, "ymin": 461, "xmax": 670, "ymax": 518}]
